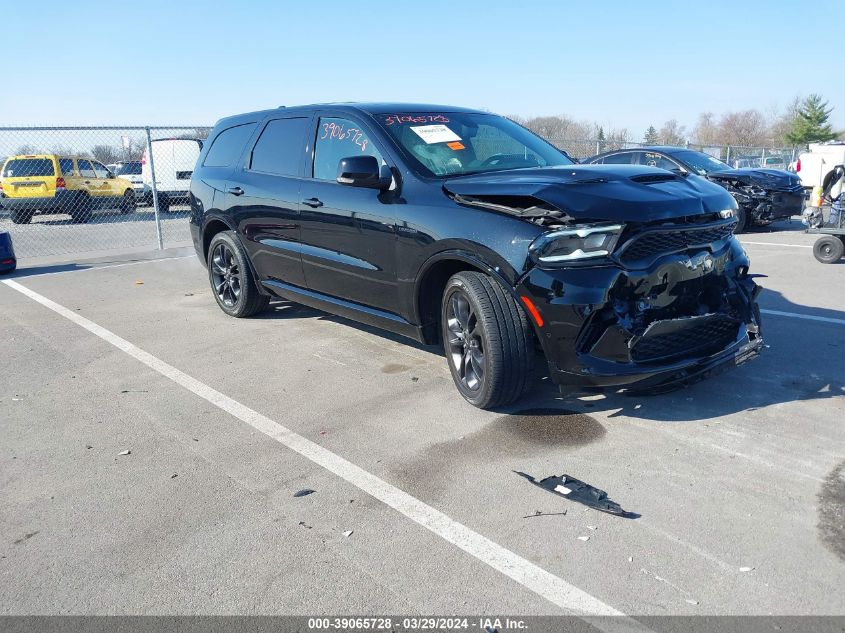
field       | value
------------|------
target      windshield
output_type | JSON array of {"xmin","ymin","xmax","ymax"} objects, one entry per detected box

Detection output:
[
  {"xmin": 115, "ymin": 161, "xmax": 142, "ymax": 176},
  {"xmin": 673, "ymin": 150, "xmax": 731, "ymax": 175},
  {"xmin": 374, "ymin": 112, "xmax": 573, "ymax": 178}
]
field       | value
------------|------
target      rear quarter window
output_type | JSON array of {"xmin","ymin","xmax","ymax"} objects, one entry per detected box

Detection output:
[
  {"xmin": 203, "ymin": 124, "xmax": 256, "ymax": 168},
  {"xmin": 3, "ymin": 158, "xmax": 55, "ymax": 178}
]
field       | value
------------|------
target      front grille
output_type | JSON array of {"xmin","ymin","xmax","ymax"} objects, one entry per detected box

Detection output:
[
  {"xmin": 615, "ymin": 222, "xmax": 735, "ymax": 265},
  {"xmin": 630, "ymin": 314, "xmax": 740, "ymax": 363}
]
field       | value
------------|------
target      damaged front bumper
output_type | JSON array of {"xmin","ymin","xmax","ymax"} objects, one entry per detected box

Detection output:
[{"xmin": 517, "ymin": 237, "xmax": 763, "ymax": 392}]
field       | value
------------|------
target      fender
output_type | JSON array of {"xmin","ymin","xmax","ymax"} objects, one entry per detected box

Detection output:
[{"xmin": 413, "ymin": 247, "xmax": 524, "ymax": 327}]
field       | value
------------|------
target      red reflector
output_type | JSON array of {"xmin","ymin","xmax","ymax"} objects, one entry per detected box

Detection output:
[
  {"xmin": 796, "ymin": 159, "xmax": 801, "ymax": 172},
  {"xmin": 1, "ymin": 259, "xmax": 13, "ymax": 265},
  {"xmin": 56, "ymin": 177, "xmax": 66, "ymax": 190},
  {"xmin": 520, "ymin": 296, "xmax": 544, "ymax": 327}
]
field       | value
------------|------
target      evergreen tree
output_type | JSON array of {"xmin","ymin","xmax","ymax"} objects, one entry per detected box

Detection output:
[
  {"xmin": 597, "ymin": 126, "xmax": 606, "ymax": 141},
  {"xmin": 786, "ymin": 94, "xmax": 836, "ymax": 145},
  {"xmin": 644, "ymin": 125, "xmax": 659, "ymax": 144}
]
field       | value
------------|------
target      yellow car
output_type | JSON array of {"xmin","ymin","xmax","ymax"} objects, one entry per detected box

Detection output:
[{"xmin": 0, "ymin": 154, "xmax": 136, "ymax": 224}]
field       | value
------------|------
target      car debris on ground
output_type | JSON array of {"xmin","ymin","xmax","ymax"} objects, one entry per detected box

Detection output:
[
  {"xmin": 293, "ymin": 489, "xmax": 315, "ymax": 498},
  {"xmin": 514, "ymin": 471, "xmax": 633, "ymax": 517}
]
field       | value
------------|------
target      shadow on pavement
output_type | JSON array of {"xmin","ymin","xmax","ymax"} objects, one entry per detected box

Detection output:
[{"xmin": 256, "ymin": 285, "xmax": 844, "ymax": 424}]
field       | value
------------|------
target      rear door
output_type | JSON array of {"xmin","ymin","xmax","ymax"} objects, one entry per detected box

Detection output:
[
  {"xmin": 76, "ymin": 159, "xmax": 98, "ymax": 198},
  {"xmin": 298, "ymin": 113, "xmax": 398, "ymax": 312},
  {"xmin": 227, "ymin": 116, "xmax": 310, "ymax": 288}
]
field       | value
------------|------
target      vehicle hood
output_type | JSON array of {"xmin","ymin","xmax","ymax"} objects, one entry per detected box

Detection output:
[
  {"xmin": 443, "ymin": 165, "xmax": 735, "ymax": 222},
  {"xmin": 707, "ymin": 168, "xmax": 802, "ymax": 191}
]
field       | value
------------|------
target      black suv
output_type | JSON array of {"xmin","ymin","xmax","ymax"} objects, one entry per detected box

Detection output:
[{"xmin": 189, "ymin": 104, "xmax": 763, "ymax": 408}]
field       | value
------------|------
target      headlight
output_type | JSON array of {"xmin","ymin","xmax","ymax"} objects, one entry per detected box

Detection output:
[
  {"xmin": 718, "ymin": 209, "xmax": 735, "ymax": 219},
  {"xmin": 529, "ymin": 223, "xmax": 624, "ymax": 264}
]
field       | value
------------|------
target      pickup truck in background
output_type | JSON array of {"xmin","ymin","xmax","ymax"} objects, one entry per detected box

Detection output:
[{"xmin": 796, "ymin": 141, "xmax": 845, "ymax": 190}]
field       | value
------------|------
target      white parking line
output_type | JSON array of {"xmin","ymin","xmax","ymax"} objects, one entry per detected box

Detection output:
[
  {"xmin": 2, "ymin": 278, "xmax": 648, "ymax": 626},
  {"xmin": 740, "ymin": 241, "xmax": 812, "ymax": 249},
  {"xmin": 760, "ymin": 309, "xmax": 845, "ymax": 326}
]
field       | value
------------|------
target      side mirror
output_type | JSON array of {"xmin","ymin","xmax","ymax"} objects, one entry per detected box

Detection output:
[
  {"xmin": 336, "ymin": 155, "xmax": 390, "ymax": 190},
  {"xmin": 107, "ymin": 171, "xmax": 116, "ymax": 179}
]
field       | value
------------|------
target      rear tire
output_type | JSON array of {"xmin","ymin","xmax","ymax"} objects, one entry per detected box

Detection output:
[
  {"xmin": 207, "ymin": 230, "xmax": 269, "ymax": 317},
  {"xmin": 68, "ymin": 193, "xmax": 92, "ymax": 224},
  {"xmin": 441, "ymin": 271, "xmax": 533, "ymax": 409},
  {"xmin": 10, "ymin": 210, "xmax": 33, "ymax": 224},
  {"xmin": 813, "ymin": 235, "xmax": 844, "ymax": 264},
  {"xmin": 120, "ymin": 189, "xmax": 136, "ymax": 214}
]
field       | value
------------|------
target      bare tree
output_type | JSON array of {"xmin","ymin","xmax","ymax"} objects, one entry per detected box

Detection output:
[
  {"xmin": 658, "ymin": 120, "xmax": 686, "ymax": 146},
  {"xmin": 90, "ymin": 144, "xmax": 121, "ymax": 164},
  {"xmin": 717, "ymin": 109, "xmax": 768, "ymax": 147},
  {"xmin": 693, "ymin": 112, "xmax": 719, "ymax": 145}
]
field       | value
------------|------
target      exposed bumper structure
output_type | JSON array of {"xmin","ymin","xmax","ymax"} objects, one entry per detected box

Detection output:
[{"xmin": 517, "ymin": 236, "xmax": 762, "ymax": 392}]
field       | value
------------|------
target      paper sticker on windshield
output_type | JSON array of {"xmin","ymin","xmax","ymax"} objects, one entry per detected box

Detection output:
[{"xmin": 410, "ymin": 124, "xmax": 461, "ymax": 145}]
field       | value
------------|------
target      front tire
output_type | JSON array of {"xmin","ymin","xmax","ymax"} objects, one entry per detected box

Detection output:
[
  {"xmin": 813, "ymin": 235, "xmax": 844, "ymax": 264},
  {"xmin": 207, "ymin": 230, "xmax": 269, "ymax": 317},
  {"xmin": 734, "ymin": 206, "xmax": 749, "ymax": 233},
  {"xmin": 441, "ymin": 271, "xmax": 533, "ymax": 409},
  {"xmin": 120, "ymin": 189, "xmax": 136, "ymax": 214},
  {"xmin": 69, "ymin": 193, "xmax": 92, "ymax": 224}
]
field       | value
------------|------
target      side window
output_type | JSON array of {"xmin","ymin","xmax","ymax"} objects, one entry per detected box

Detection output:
[
  {"xmin": 92, "ymin": 161, "xmax": 111, "ymax": 178},
  {"xmin": 642, "ymin": 152, "xmax": 678, "ymax": 171},
  {"xmin": 203, "ymin": 123, "xmax": 257, "ymax": 168},
  {"xmin": 313, "ymin": 117, "xmax": 383, "ymax": 181},
  {"xmin": 77, "ymin": 159, "xmax": 96, "ymax": 178},
  {"xmin": 601, "ymin": 152, "xmax": 637, "ymax": 165},
  {"xmin": 249, "ymin": 117, "xmax": 309, "ymax": 176},
  {"xmin": 59, "ymin": 158, "xmax": 76, "ymax": 176}
]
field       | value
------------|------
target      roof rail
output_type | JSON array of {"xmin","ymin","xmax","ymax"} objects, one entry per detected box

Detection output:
[{"xmin": 278, "ymin": 105, "xmax": 286, "ymax": 109}]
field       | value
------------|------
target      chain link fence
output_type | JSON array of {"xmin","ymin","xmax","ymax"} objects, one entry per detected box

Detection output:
[
  {"xmin": 0, "ymin": 124, "xmax": 803, "ymax": 261},
  {"xmin": 0, "ymin": 126, "xmax": 209, "ymax": 259}
]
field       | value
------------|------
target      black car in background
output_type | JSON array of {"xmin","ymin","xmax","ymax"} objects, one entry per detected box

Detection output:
[
  {"xmin": 585, "ymin": 146, "xmax": 805, "ymax": 232},
  {"xmin": 0, "ymin": 230, "xmax": 16, "ymax": 273},
  {"xmin": 189, "ymin": 104, "xmax": 762, "ymax": 408}
]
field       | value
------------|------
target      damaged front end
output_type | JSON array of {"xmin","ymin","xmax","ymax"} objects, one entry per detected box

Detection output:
[
  {"xmin": 445, "ymin": 166, "xmax": 764, "ymax": 393},
  {"xmin": 707, "ymin": 169, "xmax": 805, "ymax": 226},
  {"xmin": 518, "ymin": 220, "xmax": 762, "ymax": 392}
]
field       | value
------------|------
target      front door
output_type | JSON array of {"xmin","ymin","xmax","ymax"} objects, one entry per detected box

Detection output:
[{"xmin": 298, "ymin": 115, "xmax": 397, "ymax": 313}]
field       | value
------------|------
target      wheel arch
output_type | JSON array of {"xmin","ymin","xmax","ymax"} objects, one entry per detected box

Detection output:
[
  {"xmin": 201, "ymin": 216, "xmax": 237, "ymax": 260},
  {"xmin": 413, "ymin": 249, "xmax": 521, "ymax": 344}
]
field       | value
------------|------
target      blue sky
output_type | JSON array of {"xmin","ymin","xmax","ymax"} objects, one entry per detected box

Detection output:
[{"xmin": 1, "ymin": 0, "xmax": 840, "ymax": 136}]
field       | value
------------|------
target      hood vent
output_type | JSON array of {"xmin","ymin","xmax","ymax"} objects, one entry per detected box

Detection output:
[{"xmin": 630, "ymin": 173, "xmax": 678, "ymax": 184}]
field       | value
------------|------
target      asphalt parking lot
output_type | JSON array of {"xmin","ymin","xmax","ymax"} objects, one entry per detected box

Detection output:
[{"xmin": 1, "ymin": 223, "xmax": 843, "ymax": 618}]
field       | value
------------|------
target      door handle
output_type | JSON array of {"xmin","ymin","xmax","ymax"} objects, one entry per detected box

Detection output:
[
  {"xmin": 303, "ymin": 197, "xmax": 323, "ymax": 208},
  {"xmin": 84, "ymin": 181, "xmax": 91, "ymax": 184},
  {"xmin": 227, "ymin": 186, "xmax": 244, "ymax": 196}
]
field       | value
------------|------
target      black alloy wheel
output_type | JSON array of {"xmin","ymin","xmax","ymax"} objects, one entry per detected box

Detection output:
[
  {"xmin": 445, "ymin": 290, "xmax": 485, "ymax": 392},
  {"xmin": 211, "ymin": 242, "xmax": 242, "ymax": 308},
  {"xmin": 441, "ymin": 271, "xmax": 533, "ymax": 409},
  {"xmin": 206, "ymin": 230, "xmax": 269, "ymax": 317}
]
